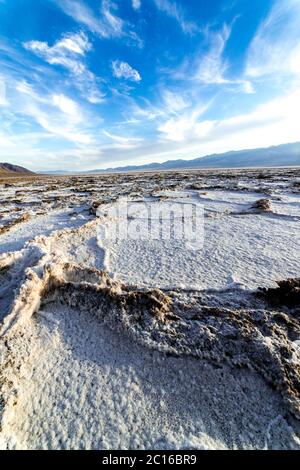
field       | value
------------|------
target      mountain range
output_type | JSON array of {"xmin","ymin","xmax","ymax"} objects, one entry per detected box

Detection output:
[
  {"xmin": 85, "ymin": 142, "xmax": 300, "ymax": 174},
  {"xmin": 3, "ymin": 141, "xmax": 300, "ymax": 175},
  {"xmin": 0, "ymin": 163, "xmax": 34, "ymax": 175}
]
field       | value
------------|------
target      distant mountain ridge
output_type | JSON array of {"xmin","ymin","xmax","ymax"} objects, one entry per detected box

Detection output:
[
  {"xmin": 0, "ymin": 163, "xmax": 34, "ymax": 175},
  {"xmin": 36, "ymin": 141, "xmax": 300, "ymax": 175},
  {"xmin": 85, "ymin": 142, "xmax": 300, "ymax": 174}
]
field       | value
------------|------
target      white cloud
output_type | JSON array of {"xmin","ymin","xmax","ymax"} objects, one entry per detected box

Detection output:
[
  {"xmin": 2, "ymin": 0, "xmax": 299, "ymax": 171},
  {"xmin": 170, "ymin": 24, "xmax": 254, "ymax": 93},
  {"xmin": 24, "ymin": 32, "xmax": 104, "ymax": 104},
  {"xmin": 241, "ymin": 81, "xmax": 255, "ymax": 94},
  {"xmin": 55, "ymin": 0, "xmax": 142, "ymax": 45},
  {"xmin": 194, "ymin": 24, "xmax": 231, "ymax": 84},
  {"xmin": 103, "ymin": 130, "xmax": 142, "ymax": 143},
  {"xmin": 158, "ymin": 103, "xmax": 213, "ymax": 142},
  {"xmin": 112, "ymin": 89, "xmax": 300, "ymax": 167},
  {"xmin": 153, "ymin": 0, "xmax": 198, "ymax": 34},
  {"xmin": 54, "ymin": 0, "xmax": 113, "ymax": 37},
  {"xmin": 130, "ymin": 100, "xmax": 164, "ymax": 121},
  {"xmin": 129, "ymin": 91, "xmax": 208, "ymax": 126},
  {"xmin": 58, "ymin": 86, "xmax": 300, "ymax": 168},
  {"xmin": 146, "ymin": 89, "xmax": 210, "ymax": 142},
  {"xmin": 132, "ymin": 0, "xmax": 141, "ymax": 10},
  {"xmin": 246, "ymin": 0, "xmax": 300, "ymax": 79},
  {"xmin": 0, "ymin": 76, "xmax": 7, "ymax": 105},
  {"xmin": 29, "ymin": 107, "xmax": 91, "ymax": 144},
  {"xmin": 103, "ymin": 130, "xmax": 142, "ymax": 149},
  {"xmin": 24, "ymin": 31, "xmax": 91, "ymax": 74},
  {"xmin": 102, "ymin": 0, "xmax": 123, "ymax": 37},
  {"xmin": 158, "ymin": 88, "xmax": 300, "ymax": 154},
  {"xmin": 159, "ymin": 116, "xmax": 213, "ymax": 142},
  {"xmin": 55, "ymin": 33, "xmax": 91, "ymax": 55},
  {"xmin": 4, "ymin": 88, "xmax": 299, "ymax": 170},
  {"xmin": 52, "ymin": 94, "xmax": 81, "ymax": 120},
  {"xmin": 112, "ymin": 61, "xmax": 141, "ymax": 82},
  {"xmin": 75, "ymin": 70, "xmax": 105, "ymax": 104},
  {"xmin": 13, "ymin": 80, "xmax": 92, "ymax": 145},
  {"xmin": 162, "ymin": 90, "xmax": 190, "ymax": 114},
  {"xmin": 16, "ymin": 80, "xmax": 48, "ymax": 103}
]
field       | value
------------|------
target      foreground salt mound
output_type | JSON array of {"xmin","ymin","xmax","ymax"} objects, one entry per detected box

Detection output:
[
  {"xmin": 0, "ymin": 226, "xmax": 300, "ymax": 448},
  {"xmin": 1, "ymin": 302, "xmax": 299, "ymax": 450}
]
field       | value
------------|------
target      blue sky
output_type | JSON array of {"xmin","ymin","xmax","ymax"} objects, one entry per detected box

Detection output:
[{"xmin": 0, "ymin": 0, "xmax": 300, "ymax": 171}]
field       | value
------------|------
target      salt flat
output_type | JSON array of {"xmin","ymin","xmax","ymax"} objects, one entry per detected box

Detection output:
[
  {"xmin": 0, "ymin": 168, "xmax": 300, "ymax": 449},
  {"xmin": 98, "ymin": 190, "xmax": 300, "ymax": 290}
]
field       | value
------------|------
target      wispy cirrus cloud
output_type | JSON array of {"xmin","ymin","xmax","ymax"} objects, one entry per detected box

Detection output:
[
  {"xmin": 1, "ymin": 0, "xmax": 299, "ymax": 172},
  {"xmin": 194, "ymin": 24, "xmax": 231, "ymax": 84},
  {"xmin": 96, "ymin": 88, "xmax": 300, "ymax": 168},
  {"xmin": 0, "ymin": 76, "xmax": 7, "ymax": 105},
  {"xmin": 123, "ymin": 85, "xmax": 212, "ymax": 144},
  {"xmin": 112, "ymin": 60, "xmax": 141, "ymax": 82},
  {"xmin": 53, "ymin": 0, "xmax": 119, "ymax": 38},
  {"xmin": 157, "ymin": 88, "xmax": 300, "ymax": 150},
  {"xmin": 125, "ymin": 87, "xmax": 206, "ymax": 128},
  {"xmin": 158, "ymin": 115, "xmax": 214, "ymax": 143},
  {"xmin": 246, "ymin": 0, "xmax": 300, "ymax": 79},
  {"xmin": 157, "ymin": 94, "xmax": 211, "ymax": 142},
  {"xmin": 194, "ymin": 24, "xmax": 254, "ymax": 93},
  {"xmin": 24, "ymin": 31, "xmax": 91, "ymax": 74},
  {"xmin": 54, "ymin": 0, "xmax": 142, "ymax": 46},
  {"xmin": 52, "ymin": 94, "xmax": 82, "ymax": 121},
  {"xmin": 103, "ymin": 130, "xmax": 143, "ymax": 149},
  {"xmin": 14, "ymin": 80, "xmax": 92, "ymax": 143},
  {"xmin": 164, "ymin": 24, "xmax": 255, "ymax": 94},
  {"xmin": 168, "ymin": 23, "xmax": 254, "ymax": 93},
  {"xmin": 23, "ymin": 32, "xmax": 104, "ymax": 104},
  {"xmin": 153, "ymin": 0, "xmax": 199, "ymax": 34},
  {"xmin": 161, "ymin": 89, "xmax": 190, "ymax": 114}
]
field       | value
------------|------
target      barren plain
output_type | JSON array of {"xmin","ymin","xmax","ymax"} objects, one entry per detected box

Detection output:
[{"xmin": 0, "ymin": 168, "xmax": 300, "ymax": 449}]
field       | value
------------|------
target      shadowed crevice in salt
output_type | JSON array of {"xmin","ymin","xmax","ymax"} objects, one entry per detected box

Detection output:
[{"xmin": 260, "ymin": 278, "xmax": 300, "ymax": 308}]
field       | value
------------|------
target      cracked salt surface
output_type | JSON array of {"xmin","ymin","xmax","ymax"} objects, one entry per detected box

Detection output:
[
  {"xmin": 99, "ymin": 192, "xmax": 300, "ymax": 290},
  {"xmin": 1, "ymin": 303, "xmax": 299, "ymax": 450},
  {"xmin": 0, "ymin": 209, "xmax": 91, "ymax": 254},
  {"xmin": 0, "ymin": 168, "xmax": 300, "ymax": 449}
]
